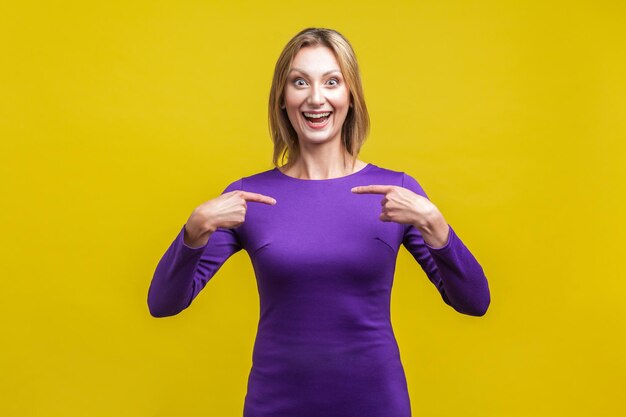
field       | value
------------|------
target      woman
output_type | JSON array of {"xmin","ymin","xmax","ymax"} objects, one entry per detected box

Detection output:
[{"xmin": 148, "ymin": 27, "xmax": 490, "ymax": 417}]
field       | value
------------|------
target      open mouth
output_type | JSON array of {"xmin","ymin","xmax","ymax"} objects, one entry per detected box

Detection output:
[{"xmin": 302, "ymin": 111, "xmax": 332, "ymax": 125}]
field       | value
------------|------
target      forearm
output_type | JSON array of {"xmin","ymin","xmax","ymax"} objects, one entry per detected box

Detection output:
[
  {"xmin": 426, "ymin": 227, "xmax": 491, "ymax": 316},
  {"xmin": 412, "ymin": 213, "xmax": 490, "ymax": 316},
  {"xmin": 148, "ymin": 226, "xmax": 206, "ymax": 317}
]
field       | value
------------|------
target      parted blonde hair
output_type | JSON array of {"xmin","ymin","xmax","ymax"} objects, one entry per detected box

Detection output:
[{"xmin": 268, "ymin": 27, "xmax": 370, "ymax": 169}]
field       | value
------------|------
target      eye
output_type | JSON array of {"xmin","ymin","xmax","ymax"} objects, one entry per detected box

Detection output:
[
  {"xmin": 327, "ymin": 78, "xmax": 339, "ymax": 86},
  {"xmin": 294, "ymin": 78, "xmax": 307, "ymax": 87}
]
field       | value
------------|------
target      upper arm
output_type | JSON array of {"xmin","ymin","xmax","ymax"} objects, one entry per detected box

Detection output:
[{"xmin": 188, "ymin": 178, "xmax": 245, "ymax": 301}]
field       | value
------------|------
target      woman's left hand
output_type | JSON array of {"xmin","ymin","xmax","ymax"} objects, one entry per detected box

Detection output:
[{"xmin": 351, "ymin": 185, "xmax": 450, "ymax": 248}]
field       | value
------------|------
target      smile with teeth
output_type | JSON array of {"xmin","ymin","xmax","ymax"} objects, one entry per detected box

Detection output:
[{"xmin": 302, "ymin": 111, "xmax": 332, "ymax": 124}]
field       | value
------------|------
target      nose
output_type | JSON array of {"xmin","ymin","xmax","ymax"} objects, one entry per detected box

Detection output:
[{"xmin": 307, "ymin": 83, "xmax": 325, "ymax": 106}]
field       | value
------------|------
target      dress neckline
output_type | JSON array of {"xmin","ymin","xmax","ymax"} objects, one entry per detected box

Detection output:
[{"xmin": 273, "ymin": 163, "xmax": 374, "ymax": 182}]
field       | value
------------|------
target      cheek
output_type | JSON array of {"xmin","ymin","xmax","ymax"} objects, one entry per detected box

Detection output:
[
  {"xmin": 284, "ymin": 107, "xmax": 302, "ymax": 128},
  {"xmin": 286, "ymin": 110, "xmax": 301, "ymax": 126},
  {"xmin": 284, "ymin": 98, "xmax": 304, "ymax": 115},
  {"xmin": 284, "ymin": 87, "xmax": 304, "ymax": 103},
  {"xmin": 330, "ymin": 89, "xmax": 350, "ymax": 107},
  {"xmin": 283, "ymin": 97, "xmax": 301, "ymax": 119}
]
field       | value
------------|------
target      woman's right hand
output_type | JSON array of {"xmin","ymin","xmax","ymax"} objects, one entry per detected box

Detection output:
[{"xmin": 183, "ymin": 190, "xmax": 277, "ymax": 248}]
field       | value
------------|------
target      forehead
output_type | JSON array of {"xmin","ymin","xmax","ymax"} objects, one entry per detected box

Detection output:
[{"xmin": 290, "ymin": 45, "xmax": 341, "ymax": 74}]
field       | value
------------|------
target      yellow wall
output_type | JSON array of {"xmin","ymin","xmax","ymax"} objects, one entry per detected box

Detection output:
[{"xmin": 1, "ymin": 1, "xmax": 624, "ymax": 416}]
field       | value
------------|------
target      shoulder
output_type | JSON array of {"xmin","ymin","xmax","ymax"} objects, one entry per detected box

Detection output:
[
  {"xmin": 219, "ymin": 166, "xmax": 277, "ymax": 194},
  {"xmin": 367, "ymin": 163, "xmax": 429, "ymax": 198},
  {"xmin": 365, "ymin": 163, "xmax": 403, "ymax": 182}
]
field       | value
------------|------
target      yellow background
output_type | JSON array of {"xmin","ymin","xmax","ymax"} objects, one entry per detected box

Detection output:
[{"xmin": 1, "ymin": 1, "xmax": 624, "ymax": 416}]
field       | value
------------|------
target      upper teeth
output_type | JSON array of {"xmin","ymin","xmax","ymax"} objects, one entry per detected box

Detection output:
[{"xmin": 303, "ymin": 112, "xmax": 331, "ymax": 118}]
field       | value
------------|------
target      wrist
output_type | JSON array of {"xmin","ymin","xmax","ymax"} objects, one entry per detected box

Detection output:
[
  {"xmin": 184, "ymin": 222, "xmax": 215, "ymax": 244},
  {"xmin": 414, "ymin": 214, "xmax": 449, "ymax": 248},
  {"xmin": 411, "ymin": 208, "xmax": 444, "ymax": 231}
]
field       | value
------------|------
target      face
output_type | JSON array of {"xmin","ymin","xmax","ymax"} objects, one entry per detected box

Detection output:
[{"xmin": 282, "ymin": 46, "xmax": 351, "ymax": 147}]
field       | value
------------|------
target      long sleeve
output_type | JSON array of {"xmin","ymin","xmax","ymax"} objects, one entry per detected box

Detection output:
[
  {"xmin": 147, "ymin": 179, "xmax": 244, "ymax": 317},
  {"xmin": 401, "ymin": 172, "xmax": 491, "ymax": 316}
]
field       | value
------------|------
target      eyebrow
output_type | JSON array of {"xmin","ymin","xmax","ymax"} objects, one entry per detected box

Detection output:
[{"xmin": 289, "ymin": 68, "xmax": 342, "ymax": 76}]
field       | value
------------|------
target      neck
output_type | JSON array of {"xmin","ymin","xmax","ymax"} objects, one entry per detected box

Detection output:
[{"xmin": 281, "ymin": 150, "xmax": 359, "ymax": 180}]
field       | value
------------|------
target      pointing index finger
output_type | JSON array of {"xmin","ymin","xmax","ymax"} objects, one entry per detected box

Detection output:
[
  {"xmin": 239, "ymin": 191, "xmax": 277, "ymax": 205},
  {"xmin": 351, "ymin": 185, "xmax": 394, "ymax": 194}
]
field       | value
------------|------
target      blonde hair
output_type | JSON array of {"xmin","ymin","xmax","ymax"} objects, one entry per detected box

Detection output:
[{"xmin": 268, "ymin": 27, "xmax": 370, "ymax": 169}]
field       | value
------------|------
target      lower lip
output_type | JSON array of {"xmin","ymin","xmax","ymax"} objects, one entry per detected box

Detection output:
[{"xmin": 303, "ymin": 113, "xmax": 331, "ymax": 130}]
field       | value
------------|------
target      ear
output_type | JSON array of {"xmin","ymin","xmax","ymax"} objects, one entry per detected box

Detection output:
[{"xmin": 280, "ymin": 102, "xmax": 286, "ymax": 110}]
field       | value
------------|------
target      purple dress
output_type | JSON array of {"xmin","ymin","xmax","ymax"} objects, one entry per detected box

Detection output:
[{"xmin": 148, "ymin": 163, "xmax": 490, "ymax": 417}]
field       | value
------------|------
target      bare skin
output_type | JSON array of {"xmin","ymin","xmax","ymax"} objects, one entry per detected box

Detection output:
[
  {"xmin": 279, "ymin": 45, "xmax": 361, "ymax": 181},
  {"xmin": 278, "ymin": 158, "xmax": 369, "ymax": 180}
]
